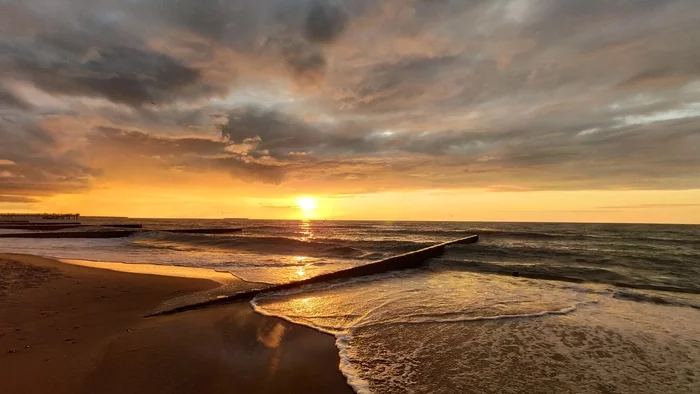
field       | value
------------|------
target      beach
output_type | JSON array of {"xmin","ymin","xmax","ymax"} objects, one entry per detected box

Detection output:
[{"xmin": 0, "ymin": 254, "xmax": 352, "ymax": 394}]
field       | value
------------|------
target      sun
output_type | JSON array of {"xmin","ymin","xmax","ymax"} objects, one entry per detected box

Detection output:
[{"xmin": 296, "ymin": 197, "xmax": 317, "ymax": 213}]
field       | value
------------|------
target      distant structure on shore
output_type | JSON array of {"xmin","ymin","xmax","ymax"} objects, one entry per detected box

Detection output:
[{"xmin": 0, "ymin": 213, "xmax": 80, "ymax": 222}]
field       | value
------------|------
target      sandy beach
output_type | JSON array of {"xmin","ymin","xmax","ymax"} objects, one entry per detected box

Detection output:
[{"xmin": 0, "ymin": 254, "xmax": 352, "ymax": 394}]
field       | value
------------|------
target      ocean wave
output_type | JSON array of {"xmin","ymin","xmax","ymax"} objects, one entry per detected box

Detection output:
[
  {"xmin": 353, "ymin": 226, "xmax": 700, "ymax": 246},
  {"xmin": 359, "ymin": 303, "xmax": 593, "ymax": 328},
  {"xmin": 433, "ymin": 259, "xmax": 625, "ymax": 283},
  {"xmin": 131, "ymin": 230, "xmax": 440, "ymax": 258},
  {"xmin": 246, "ymin": 223, "xmax": 370, "ymax": 231},
  {"xmin": 132, "ymin": 232, "xmax": 388, "ymax": 259},
  {"xmin": 448, "ymin": 242, "xmax": 696, "ymax": 269},
  {"xmin": 323, "ymin": 245, "xmax": 368, "ymax": 256},
  {"xmin": 431, "ymin": 259, "xmax": 700, "ymax": 295},
  {"xmin": 610, "ymin": 282, "xmax": 700, "ymax": 295},
  {"xmin": 198, "ymin": 261, "xmax": 337, "ymax": 268},
  {"xmin": 631, "ymin": 236, "xmax": 700, "ymax": 246},
  {"xmin": 613, "ymin": 290, "xmax": 700, "ymax": 309},
  {"xmin": 362, "ymin": 227, "xmax": 598, "ymax": 241}
]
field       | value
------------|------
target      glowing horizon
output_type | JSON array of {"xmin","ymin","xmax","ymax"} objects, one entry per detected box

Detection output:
[
  {"xmin": 4, "ymin": 186, "xmax": 696, "ymax": 224},
  {"xmin": 1, "ymin": 1, "xmax": 700, "ymax": 224}
]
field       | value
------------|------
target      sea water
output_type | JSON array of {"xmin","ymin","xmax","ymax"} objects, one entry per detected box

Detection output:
[{"xmin": 2, "ymin": 220, "xmax": 699, "ymax": 392}]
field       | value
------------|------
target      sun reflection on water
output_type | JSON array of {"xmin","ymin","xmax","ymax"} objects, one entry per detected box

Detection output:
[
  {"xmin": 296, "ymin": 265, "xmax": 307, "ymax": 278},
  {"xmin": 292, "ymin": 256, "xmax": 311, "ymax": 279},
  {"xmin": 299, "ymin": 220, "xmax": 314, "ymax": 241},
  {"xmin": 289, "ymin": 296, "xmax": 321, "ymax": 315}
]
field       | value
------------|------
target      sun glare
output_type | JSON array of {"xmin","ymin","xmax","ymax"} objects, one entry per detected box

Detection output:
[{"xmin": 296, "ymin": 197, "xmax": 317, "ymax": 213}]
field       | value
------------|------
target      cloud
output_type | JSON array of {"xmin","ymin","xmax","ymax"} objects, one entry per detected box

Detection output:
[
  {"xmin": 0, "ymin": 117, "xmax": 95, "ymax": 199},
  {"xmin": 277, "ymin": 38, "xmax": 328, "ymax": 85},
  {"xmin": 89, "ymin": 127, "xmax": 231, "ymax": 157},
  {"xmin": 0, "ymin": 195, "xmax": 40, "ymax": 203},
  {"xmin": 206, "ymin": 156, "xmax": 287, "ymax": 184},
  {"xmin": 0, "ymin": 85, "xmax": 31, "ymax": 110},
  {"xmin": 259, "ymin": 203, "xmax": 297, "ymax": 210},
  {"xmin": 599, "ymin": 204, "xmax": 700, "ymax": 209},
  {"xmin": 2, "ymin": 0, "xmax": 700, "ymax": 203},
  {"xmin": 214, "ymin": 104, "xmax": 700, "ymax": 191},
  {"xmin": 2, "ymin": 38, "xmax": 211, "ymax": 107},
  {"xmin": 86, "ymin": 126, "xmax": 287, "ymax": 184},
  {"xmin": 304, "ymin": 0, "xmax": 349, "ymax": 43},
  {"xmin": 145, "ymin": 0, "xmax": 349, "ymax": 85}
]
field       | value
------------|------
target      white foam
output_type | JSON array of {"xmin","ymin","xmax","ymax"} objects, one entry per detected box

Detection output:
[
  {"xmin": 251, "ymin": 269, "xmax": 700, "ymax": 393},
  {"xmin": 251, "ymin": 295, "xmax": 593, "ymax": 394},
  {"xmin": 251, "ymin": 271, "xmax": 604, "ymax": 393},
  {"xmin": 335, "ymin": 332, "xmax": 372, "ymax": 394}
]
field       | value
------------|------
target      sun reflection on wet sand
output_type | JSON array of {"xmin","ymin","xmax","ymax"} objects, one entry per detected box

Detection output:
[
  {"xmin": 255, "ymin": 321, "xmax": 287, "ymax": 378},
  {"xmin": 257, "ymin": 322, "xmax": 286, "ymax": 349}
]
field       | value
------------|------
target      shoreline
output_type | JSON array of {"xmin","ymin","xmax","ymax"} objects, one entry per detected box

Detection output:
[{"xmin": 0, "ymin": 253, "xmax": 353, "ymax": 394}]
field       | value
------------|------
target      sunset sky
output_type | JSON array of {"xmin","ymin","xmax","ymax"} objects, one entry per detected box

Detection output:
[{"xmin": 1, "ymin": 0, "xmax": 699, "ymax": 223}]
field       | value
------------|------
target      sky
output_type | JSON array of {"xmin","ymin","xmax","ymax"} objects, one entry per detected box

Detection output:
[{"xmin": 1, "ymin": 0, "xmax": 699, "ymax": 223}]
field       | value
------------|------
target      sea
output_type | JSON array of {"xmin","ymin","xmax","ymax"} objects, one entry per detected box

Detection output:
[{"xmin": 1, "ymin": 219, "xmax": 699, "ymax": 393}]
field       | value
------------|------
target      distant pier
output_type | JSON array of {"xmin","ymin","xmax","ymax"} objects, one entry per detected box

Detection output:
[{"xmin": 0, "ymin": 213, "xmax": 80, "ymax": 221}]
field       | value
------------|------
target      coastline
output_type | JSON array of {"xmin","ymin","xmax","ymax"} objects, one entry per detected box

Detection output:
[{"xmin": 0, "ymin": 253, "xmax": 353, "ymax": 394}]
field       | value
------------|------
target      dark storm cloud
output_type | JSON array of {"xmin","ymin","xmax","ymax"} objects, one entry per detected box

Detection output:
[
  {"xmin": 0, "ymin": 0, "xmax": 352, "ymax": 107},
  {"xmin": 304, "ymin": 0, "xmax": 349, "ymax": 43},
  {"xmin": 152, "ymin": 0, "xmax": 347, "ymax": 43},
  {"xmin": 220, "ymin": 107, "xmax": 319, "ymax": 153},
  {"xmin": 2, "ymin": 39, "xmax": 208, "ymax": 107},
  {"xmin": 145, "ymin": 0, "xmax": 350, "ymax": 85},
  {"xmin": 338, "ymin": 54, "xmax": 463, "ymax": 112},
  {"xmin": 220, "ymin": 106, "xmax": 385, "ymax": 157},
  {"xmin": 153, "ymin": 0, "xmax": 247, "ymax": 40},
  {"xmin": 274, "ymin": 38, "xmax": 328, "ymax": 84}
]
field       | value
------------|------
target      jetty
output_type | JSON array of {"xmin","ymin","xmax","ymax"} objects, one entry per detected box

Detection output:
[
  {"xmin": 0, "ymin": 212, "xmax": 242, "ymax": 237},
  {"xmin": 0, "ymin": 212, "xmax": 146, "ymax": 232},
  {"xmin": 0, "ymin": 230, "xmax": 137, "ymax": 239},
  {"xmin": 0, "ymin": 223, "xmax": 83, "ymax": 230},
  {"xmin": 149, "ymin": 235, "xmax": 479, "ymax": 316},
  {"xmin": 162, "ymin": 228, "xmax": 243, "ymax": 234}
]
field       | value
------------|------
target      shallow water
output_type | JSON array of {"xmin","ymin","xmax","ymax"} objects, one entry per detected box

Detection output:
[
  {"xmin": 2, "ymin": 219, "xmax": 699, "ymax": 392},
  {"xmin": 252, "ymin": 269, "xmax": 700, "ymax": 393}
]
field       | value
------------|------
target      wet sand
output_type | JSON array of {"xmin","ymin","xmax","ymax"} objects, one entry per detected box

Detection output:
[{"xmin": 0, "ymin": 254, "xmax": 352, "ymax": 394}]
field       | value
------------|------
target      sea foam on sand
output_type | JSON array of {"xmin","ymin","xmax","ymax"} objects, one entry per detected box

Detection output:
[{"xmin": 252, "ymin": 270, "xmax": 700, "ymax": 394}]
